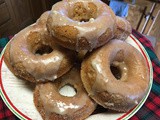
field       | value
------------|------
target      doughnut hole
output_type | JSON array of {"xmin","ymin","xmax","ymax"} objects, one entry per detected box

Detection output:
[
  {"xmin": 110, "ymin": 65, "xmax": 122, "ymax": 80},
  {"xmin": 27, "ymin": 31, "xmax": 54, "ymax": 55},
  {"xmin": 59, "ymin": 84, "xmax": 77, "ymax": 97},
  {"xmin": 35, "ymin": 44, "xmax": 53, "ymax": 55},
  {"xmin": 69, "ymin": 2, "xmax": 97, "ymax": 22},
  {"xmin": 110, "ymin": 50, "xmax": 128, "ymax": 81}
]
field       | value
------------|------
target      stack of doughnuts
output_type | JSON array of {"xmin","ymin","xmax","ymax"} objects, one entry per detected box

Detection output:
[{"xmin": 4, "ymin": 0, "xmax": 150, "ymax": 119}]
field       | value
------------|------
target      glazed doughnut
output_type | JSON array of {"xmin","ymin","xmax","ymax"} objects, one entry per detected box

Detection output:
[
  {"xmin": 4, "ymin": 11, "xmax": 75, "ymax": 82},
  {"xmin": 81, "ymin": 40, "xmax": 149, "ymax": 112},
  {"xmin": 47, "ymin": 0, "xmax": 116, "ymax": 51},
  {"xmin": 34, "ymin": 68, "xmax": 96, "ymax": 120},
  {"xmin": 114, "ymin": 16, "xmax": 132, "ymax": 40}
]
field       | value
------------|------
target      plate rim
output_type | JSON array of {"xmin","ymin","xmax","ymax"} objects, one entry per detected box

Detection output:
[{"xmin": 0, "ymin": 34, "xmax": 153, "ymax": 120}]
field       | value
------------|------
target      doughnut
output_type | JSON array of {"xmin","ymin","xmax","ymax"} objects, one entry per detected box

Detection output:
[
  {"xmin": 4, "ymin": 11, "xmax": 76, "ymax": 83},
  {"xmin": 114, "ymin": 16, "xmax": 132, "ymax": 40},
  {"xmin": 81, "ymin": 40, "xmax": 149, "ymax": 112},
  {"xmin": 47, "ymin": 0, "xmax": 116, "ymax": 51},
  {"xmin": 34, "ymin": 68, "xmax": 96, "ymax": 120}
]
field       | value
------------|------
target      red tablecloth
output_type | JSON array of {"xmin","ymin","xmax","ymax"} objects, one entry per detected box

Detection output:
[{"xmin": 0, "ymin": 29, "xmax": 160, "ymax": 120}]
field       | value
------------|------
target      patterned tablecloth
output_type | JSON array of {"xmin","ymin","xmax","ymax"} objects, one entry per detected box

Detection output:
[{"xmin": 0, "ymin": 29, "xmax": 160, "ymax": 120}]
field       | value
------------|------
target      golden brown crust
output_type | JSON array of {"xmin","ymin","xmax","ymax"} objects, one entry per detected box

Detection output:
[
  {"xmin": 48, "ymin": 22, "xmax": 116, "ymax": 51},
  {"xmin": 49, "ymin": 25, "xmax": 92, "ymax": 50}
]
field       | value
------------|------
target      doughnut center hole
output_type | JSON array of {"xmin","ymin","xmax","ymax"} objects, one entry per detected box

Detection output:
[
  {"xmin": 110, "ymin": 65, "xmax": 122, "ymax": 80},
  {"xmin": 35, "ymin": 44, "xmax": 53, "ymax": 55},
  {"xmin": 59, "ymin": 84, "xmax": 77, "ymax": 97},
  {"xmin": 69, "ymin": 3, "xmax": 97, "ymax": 22}
]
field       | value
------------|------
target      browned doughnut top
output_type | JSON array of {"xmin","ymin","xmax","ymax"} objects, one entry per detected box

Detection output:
[
  {"xmin": 4, "ymin": 11, "xmax": 76, "ymax": 82},
  {"xmin": 34, "ymin": 68, "xmax": 96, "ymax": 120},
  {"xmin": 47, "ymin": 0, "xmax": 116, "ymax": 51},
  {"xmin": 81, "ymin": 40, "xmax": 150, "ymax": 112}
]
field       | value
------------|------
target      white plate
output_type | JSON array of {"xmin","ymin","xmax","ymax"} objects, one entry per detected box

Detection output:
[{"xmin": 0, "ymin": 34, "xmax": 153, "ymax": 120}]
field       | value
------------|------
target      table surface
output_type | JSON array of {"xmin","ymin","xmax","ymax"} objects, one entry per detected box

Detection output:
[{"xmin": 0, "ymin": 29, "xmax": 160, "ymax": 120}]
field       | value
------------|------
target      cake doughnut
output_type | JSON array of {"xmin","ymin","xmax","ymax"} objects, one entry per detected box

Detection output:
[
  {"xmin": 34, "ymin": 68, "xmax": 96, "ymax": 120},
  {"xmin": 4, "ymin": 12, "xmax": 76, "ymax": 83},
  {"xmin": 114, "ymin": 16, "xmax": 132, "ymax": 40},
  {"xmin": 47, "ymin": 0, "xmax": 116, "ymax": 51},
  {"xmin": 81, "ymin": 40, "xmax": 149, "ymax": 112}
]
